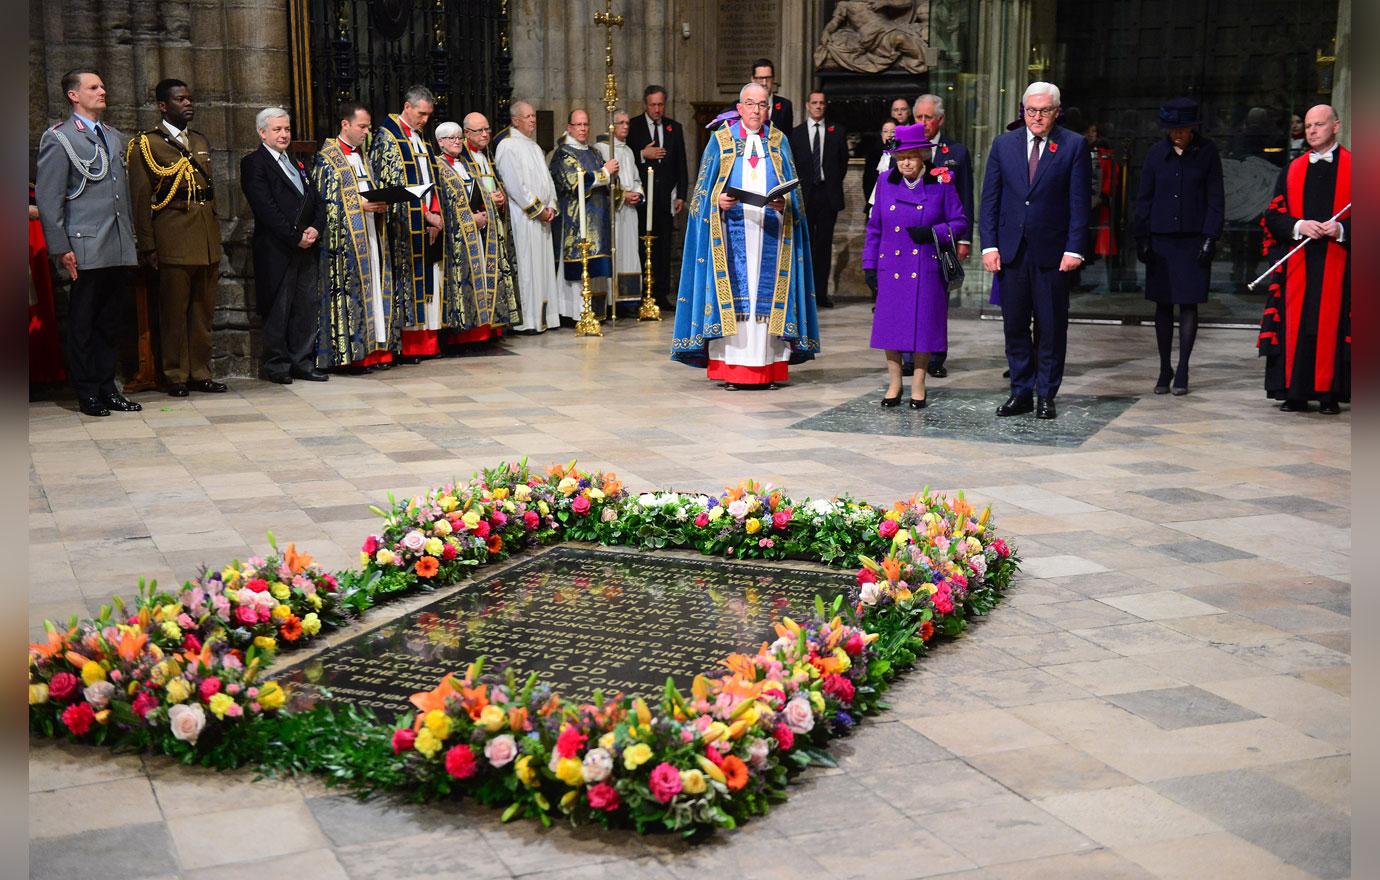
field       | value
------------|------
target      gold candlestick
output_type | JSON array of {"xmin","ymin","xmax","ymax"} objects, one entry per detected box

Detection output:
[
  {"xmin": 639, "ymin": 232, "xmax": 661, "ymax": 321},
  {"xmin": 576, "ymin": 237, "xmax": 603, "ymax": 336}
]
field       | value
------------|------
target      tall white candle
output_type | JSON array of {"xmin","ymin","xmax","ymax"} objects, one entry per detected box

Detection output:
[
  {"xmin": 645, "ymin": 167, "xmax": 654, "ymax": 234},
  {"xmin": 578, "ymin": 171, "xmax": 588, "ymax": 240}
]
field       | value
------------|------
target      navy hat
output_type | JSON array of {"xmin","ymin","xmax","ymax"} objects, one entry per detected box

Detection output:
[
  {"xmin": 1158, "ymin": 98, "xmax": 1202, "ymax": 129},
  {"xmin": 887, "ymin": 123, "xmax": 934, "ymax": 153}
]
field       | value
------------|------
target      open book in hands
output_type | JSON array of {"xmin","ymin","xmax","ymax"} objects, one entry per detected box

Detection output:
[{"xmin": 723, "ymin": 178, "xmax": 799, "ymax": 209}]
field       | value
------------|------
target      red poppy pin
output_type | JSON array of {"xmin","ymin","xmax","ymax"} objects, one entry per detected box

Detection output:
[
  {"xmin": 1048, "ymin": 141, "xmax": 1059, "ymax": 153},
  {"xmin": 930, "ymin": 167, "xmax": 953, "ymax": 184},
  {"xmin": 941, "ymin": 145, "xmax": 950, "ymax": 154},
  {"xmin": 665, "ymin": 124, "xmax": 673, "ymax": 132},
  {"xmin": 775, "ymin": 102, "xmax": 781, "ymax": 110},
  {"xmin": 827, "ymin": 125, "xmax": 835, "ymax": 133},
  {"xmin": 296, "ymin": 161, "xmax": 305, "ymax": 170}
]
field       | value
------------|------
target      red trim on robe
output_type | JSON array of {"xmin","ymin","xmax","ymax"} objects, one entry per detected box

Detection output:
[
  {"xmin": 1281, "ymin": 149, "xmax": 1351, "ymax": 392},
  {"xmin": 444, "ymin": 325, "xmax": 502, "ymax": 345},
  {"xmin": 354, "ymin": 349, "xmax": 394, "ymax": 368},
  {"xmin": 707, "ymin": 360, "xmax": 788, "ymax": 384},
  {"xmin": 401, "ymin": 329, "xmax": 441, "ymax": 356}
]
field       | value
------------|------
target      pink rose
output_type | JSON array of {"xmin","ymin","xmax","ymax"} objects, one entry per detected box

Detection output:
[
  {"xmin": 523, "ymin": 510, "xmax": 540, "ymax": 530},
  {"xmin": 402, "ymin": 530, "xmax": 426, "ymax": 551},
  {"xmin": 772, "ymin": 723, "xmax": 794, "ymax": 751},
  {"xmin": 694, "ymin": 512, "xmax": 709, "ymax": 527},
  {"xmin": 856, "ymin": 568, "xmax": 877, "ymax": 586},
  {"xmin": 48, "ymin": 672, "xmax": 78, "ymax": 701},
  {"xmin": 198, "ymin": 677, "xmax": 222, "ymax": 700},
  {"xmin": 843, "ymin": 632, "xmax": 864, "ymax": 655},
  {"xmin": 235, "ymin": 606, "xmax": 258, "ymax": 626},
  {"xmin": 441, "ymin": 543, "xmax": 458, "ymax": 560},
  {"xmin": 648, "ymin": 762, "xmax": 683, "ymax": 803},
  {"xmin": 131, "ymin": 690, "xmax": 157, "ymax": 720},
  {"xmin": 168, "ymin": 703, "xmax": 206, "ymax": 744},
  {"xmin": 182, "ymin": 633, "xmax": 202, "ymax": 653},
  {"xmin": 823, "ymin": 674, "xmax": 855, "ymax": 705},
  {"xmin": 491, "ymin": 511, "xmax": 508, "ymax": 527},
  {"xmin": 391, "ymin": 728, "xmax": 417, "ymax": 754},
  {"xmin": 362, "ymin": 535, "xmax": 380, "ymax": 555},
  {"xmin": 747, "ymin": 737, "xmax": 770, "ymax": 768},
  {"xmin": 879, "ymin": 520, "xmax": 899, "ymax": 539},
  {"xmin": 772, "ymin": 509, "xmax": 791, "ymax": 529},
  {"xmin": 782, "ymin": 695, "xmax": 815, "ymax": 734},
  {"xmin": 933, "ymin": 586, "xmax": 954, "ymax": 614},
  {"xmin": 587, "ymin": 781, "xmax": 620, "ymax": 811},
  {"xmin": 484, "ymin": 733, "xmax": 518, "ymax": 768},
  {"xmin": 444, "ymin": 744, "xmax": 477, "ymax": 779},
  {"xmin": 993, "ymin": 538, "xmax": 1011, "ymax": 558},
  {"xmin": 572, "ymin": 495, "xmax": 591, "ymax": 516},
  {"xmin": 245, "ymin": 578, "xmax": 269, "ymax": 593},
  {"xmin": 81, "ymin": 682, "xmax": 114, "ymax": 710},
  {"xmin": 474, "ymin": 519, "xmax": 491, "ymax": 539}
]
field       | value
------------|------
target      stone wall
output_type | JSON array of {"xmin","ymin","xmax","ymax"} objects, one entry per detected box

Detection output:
[{"xmin": 29, "ymin": 0, "xmax": 293, "ymax": 379}]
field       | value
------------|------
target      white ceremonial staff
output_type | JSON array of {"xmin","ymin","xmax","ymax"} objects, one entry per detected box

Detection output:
[{"xmin": 1247, "ymin": 202, "xmax": 1352, "ymax": 291}]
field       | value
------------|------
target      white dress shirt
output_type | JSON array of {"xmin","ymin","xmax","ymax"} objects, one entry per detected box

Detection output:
[{"xmin": 1293, "ymin": 144, "xmax": 1345, "ymax": 242}]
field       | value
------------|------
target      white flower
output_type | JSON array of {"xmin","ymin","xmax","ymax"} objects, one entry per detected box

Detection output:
[
  {"xmin": 638, "ymin": 493, "xmax": 658, "ymax": 507},
  {"xmin": 582, "ymin": 747, "xmax": 614, "ymax": 782},
  {"xmin": 657, "ymin": 492, "xmax": 680, "ymax": 507},
  {"xmin": 401, "ymin": 530, "xmax": 426, "ymax": 551},
  {"xmin": 727, "ymin": 499, "xmax": 749, "ymax": 519},
  {"xmin": 782, "ymin": 696, "xmax": 815, "ymax": 734},
  {"xmin": 708, "ymin": 507, "xmax": 725, "ymax": 522},
  {"xmin": 82, "ymin": 681, "xmax": 115, "ymax": 710},
  {"xmin": 484, "ymin": 734, "xmax": 518, "ymax": 768},
  {"xmin": 970, "ymin": 555, "xmax": 987, "ymax": 575},
  {"xmin": 673, "ymin": 507, "xmax": 689, "ymax": 521},
  {"xmin": 859, "ymin": 581, "xmax": 881, "ymax": 606},
  {"xmin": 807, "ymin": 498, "xmax": 836, "ymax": 516},
  {"xmin": 746, "ymin": 737, "xmax": 771, "ymax": 768},
  {"xmin": 769, "ymin": 634, "xmax": 797, "ymax": 658},
  {"xmin": 169, "ymin": 703, "xmax": 207, "ymax": 744}
]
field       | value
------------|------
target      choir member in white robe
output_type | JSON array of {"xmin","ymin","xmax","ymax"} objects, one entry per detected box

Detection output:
[
  {"xmin": 494, "ymin": 101, "xmax": 559, "ymax": 333},
  {"xmin": 596, "ymin": 111, "xmax": 645, "ymax": 304}
]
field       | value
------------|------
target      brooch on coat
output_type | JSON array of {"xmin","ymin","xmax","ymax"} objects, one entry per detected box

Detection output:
[{"xmin": 930, "ymin": 167, "xmax": 953, "ymax": 184}]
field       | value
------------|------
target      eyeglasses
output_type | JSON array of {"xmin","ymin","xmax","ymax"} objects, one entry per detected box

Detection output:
[
  {"xmin": 464, "ymin": 126, "xmax": 490, "ymax": 133},
  {"xmin": 741, "ymin": 100, "xmax": 769, "ymax": 110},
  {"xmin": 1024, "ymin": 107, "xmax": 1058, "ymax": 118}
]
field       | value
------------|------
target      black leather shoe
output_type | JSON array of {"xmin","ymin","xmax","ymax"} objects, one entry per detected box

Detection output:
[
  {"xmin": 78, "ymin": 396, "xmax": 110, "ymax": 417},
  {"xmin": 1279, "ymin": 399, "xmax": 1308, "ymax": 412},
  {"xmin": 819, "ymin": 297, "xmax": 835, "ymax": 309},
  {"xmin": 927, "ymin": 364, "xmax": 948, "ymax": 379},
  {"xmin": 1002, "ymin": 368, "xmax": 1011, "ymax": 378},
  {"xmin": 102, "ymin": 393, "xmax": 142, "ymax": 412},
  {"xmin": 291, "ymin": 369, "xmax": 329, "ymax": 382},
  {"xmin": 189, "ymin": 379, "xmax": 228, "ymax": 393},
  {"xmin": 996, "ymin": 395, "xmax": 1034, "ymax": 417},
  {"xmin": 267, "ymin": 374, "xmax": 293, "ymax": 385},
  {"xmin": 1154, "ymin": 368, "xmax": 1173, "ymax": 395},
  {"xmin": 909, "ymin": 396, "xmax": 927, "ymax": 409},
  {"xmin": 1319, "ymin": 399, "xmax": 1341, "ymax": 415},
  {"xmin": 1036, "ymin": 398, "xmax": 1057, "ymax": 420},
  {"xmin": 881, "ymin": 394, "xmax": 901, "ymax": 408},
  {"xmin": 167, "ymin": 383, "xmax": 189, "ymax": 397},
  {"xmin": 723, "ymin": 382, "xmax": 741, "ymax": 391}
]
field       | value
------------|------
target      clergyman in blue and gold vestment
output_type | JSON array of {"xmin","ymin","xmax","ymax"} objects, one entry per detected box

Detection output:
[
  {"xmin": 313, "ymin": 101, "xmax": 403, "ymax": 371},
  {"xmin": 370, "ymin": 86, "xmax": 446, "ymax": 360},
  {"xmin": 671, "ymin": 83, "xmax": 819, "ymax": 388},
  {"xmin": 549, "ymin": 109, "xmax": 618, "ymax": 322}
]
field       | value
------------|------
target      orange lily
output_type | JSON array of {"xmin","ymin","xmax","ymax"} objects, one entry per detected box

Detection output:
[
  {"xmin": 460, "ymin": 682, "xmax": 490, "ymax": 720},
  {"xmin": 409, "ymin": 673, "xmax": 460, "ymax": 725},
  {"xmin": 29, "ymin": 627, "xmax": 73, "ymax": 660},
  {"xmin": 116, "ymin": 628, "xmax": 149, "ymax": 663},
  {"xmin": 283, "ymin": 543, "xmax": 314, "ymax": 574},
  {"xmin": 881, "ymin": 557, "xmax": 902, "ymax": 583}
]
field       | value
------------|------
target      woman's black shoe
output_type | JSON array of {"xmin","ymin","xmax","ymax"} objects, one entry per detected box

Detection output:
[
  {"xmin": 909, "ymin": 396, "xmax": 927, "ymax": 409},
  {"xmin": 1154, "ymin": 368, "xmax": 1173, "ymax": 395},
  {"xmin": 880, "ymin": 395, "xmax": 901, "ymax": 408}
]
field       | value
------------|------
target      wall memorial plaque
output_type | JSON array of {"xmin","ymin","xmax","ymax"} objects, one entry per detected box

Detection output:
[
  {"xmin": 273, "ymin": 547, "xmax": 851, "ymax": 718},
  {"xmin": 716, "ymin": 0, "xmax": 782, "ymax": 95}
]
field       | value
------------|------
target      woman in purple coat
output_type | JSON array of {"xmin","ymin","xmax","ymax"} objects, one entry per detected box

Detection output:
[{"xmin": 863, "ymin": 124, "xmax": 969, "ymax": 408}]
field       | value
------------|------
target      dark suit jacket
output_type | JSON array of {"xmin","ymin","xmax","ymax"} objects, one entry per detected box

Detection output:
[
  {"xmin": 240, "ymin": 145, "xmax": 326, "ymax": 316},
  {"xmin": 1133, "ymin": 135, "xmax": 1225, "ymax": 240},
  {"xmin": 933, "ymin": 134, "xmax": 975, "ymax": 242},
  {"xmin": 625, "ymin": 113, "xmax": 689, "ymax": 214},
  {"xmin": 789, "ymin": 120, "xmax": 849, "ymax": 213},
  {"xmin": 769, "ymin": 95, "xmax": 794, "ymax": 140},
  {"xmin": 862, "ymin": 134, "xmax": 887, "ymax": 212},
  {"xmin": 980, "ymin": 125, "xmax": 1091, "ymax": 266}
]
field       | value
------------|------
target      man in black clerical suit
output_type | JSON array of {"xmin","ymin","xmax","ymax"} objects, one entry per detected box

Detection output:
[
  {"xmin": 626, "ymin": 84, "xmax": 689, "ymax": 311},
  {"xmin": 240, "ymin": 106, "xmax": 328, "ymax": 384},
  {"xmin": 789, "ymin": 91, "xmax": 848, "ymax": 308},
  {"xmin": 750, "ymin": 59, "xmax": 794, "ymax": 140}
]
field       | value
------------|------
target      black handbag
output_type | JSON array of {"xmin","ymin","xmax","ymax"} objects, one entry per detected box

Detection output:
[{"xmin": 932, "ymin": 225, "xmax": 965, "ymax": 293}]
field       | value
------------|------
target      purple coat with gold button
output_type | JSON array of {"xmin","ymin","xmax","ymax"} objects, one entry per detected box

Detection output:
[{"xmin": 863, "ymin": 167, "xmax": 969, "ymax": 352}]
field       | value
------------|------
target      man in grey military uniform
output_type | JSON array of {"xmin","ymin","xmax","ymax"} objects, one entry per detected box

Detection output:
[{"xmin": 35, "ymin": 68, "xmax": 141, "ymax": 417}]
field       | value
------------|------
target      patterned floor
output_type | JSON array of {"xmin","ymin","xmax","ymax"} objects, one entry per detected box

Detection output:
[{"xmin": 28, "ymin": 305, "xmax": 1350, "ymax": 879}]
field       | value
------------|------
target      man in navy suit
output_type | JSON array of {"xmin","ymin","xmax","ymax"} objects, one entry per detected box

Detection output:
[
  {"xmin": 240, "ymin": 107, "xmax": 328, "ymax": 384},
  {"xmin": 980, "ymin": 81, "xmax": 1091, "ymax": 420}
]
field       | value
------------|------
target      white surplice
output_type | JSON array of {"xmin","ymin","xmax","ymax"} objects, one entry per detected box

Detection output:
[{"xmin": 495, "ymin": 128, "xmax": 559, "ymax": 332}]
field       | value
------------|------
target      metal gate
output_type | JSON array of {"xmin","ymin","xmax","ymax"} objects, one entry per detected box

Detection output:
[{"xmin": 289, "ymin": 0, "xmax": 513, "ymax": 143}]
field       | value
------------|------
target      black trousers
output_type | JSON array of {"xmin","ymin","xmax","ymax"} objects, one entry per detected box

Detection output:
[
  {"xmin": 65, "ymin": 266, "xmax": 129, "ymax": 400},
  {"xmin": 806, "ymin": 200, "xmax": 838, "ymax": 302},
  {"xmin": 260, "ymin": 249, "xmax": 321, "ymax": 379},
  {"xmin": 1001, "ymin": 246, "xmax": 1070, "ymax": 400}
]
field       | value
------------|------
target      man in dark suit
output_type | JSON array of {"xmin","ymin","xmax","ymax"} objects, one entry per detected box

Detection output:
[
  {"xmin": 240, "ymin": 107, "xmax": 328, "ymax": 384},
  {"xmin": 751, "ymin": 59, "xmax": 794, "ymax": 138},
  {"xmin": 980, "ymin": 82, "xmax": 1091, "ymax": 420},
  {"xmin": 789, "ymin": 91, "xmax": 848, "ymax": 308},
  {"xmin": 626, "ymin": 85, "xmax": 689, "ymax": 310},
  {"xmin": 915, "ymin": 93, "xmax": 973, "ymax": 378}
]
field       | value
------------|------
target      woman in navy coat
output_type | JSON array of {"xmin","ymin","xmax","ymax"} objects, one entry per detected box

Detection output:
[
  {"xmin": 863, "ymin": 124, "xmax": 968, "ymax": 408},
  {"xmin": 1134, "ymin": 98, "xmax": 1225, "ymax": 394}
]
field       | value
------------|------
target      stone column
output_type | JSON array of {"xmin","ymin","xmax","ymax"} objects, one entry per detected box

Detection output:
[
  {"xmin": 778, "ymin": 0, "xmax": 811, "ymax": 105},
  {"xmin": 1334, "ymin": 0, "xmax": 1350, "ymax": 146}
]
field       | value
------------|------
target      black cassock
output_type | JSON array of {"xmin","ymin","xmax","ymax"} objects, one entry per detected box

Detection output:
[{"xmin": 1258, "ymin": 149, "xmax": 1350, "ymax": 402}]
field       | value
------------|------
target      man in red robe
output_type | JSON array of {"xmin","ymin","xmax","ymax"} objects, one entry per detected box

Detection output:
[{"xmin": 1257, "ymin": 104, "xmax": 1349, "ymax": 415}]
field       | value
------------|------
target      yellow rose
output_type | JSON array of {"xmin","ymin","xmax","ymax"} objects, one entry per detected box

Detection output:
[
  {"xmin": 557, "ymin": 477, "xmax": 578, "ymax": 496},
  {"xmin": 161, "ymin": 603, "xmax": 182, "ymax": 621},
  {"xmin": 271, "ymin": 604, "xmax": 291, "ymax": 622},
  {"xmin": 708, "ymin": 507, "xmax": 724, "ymax": 522},
  {"xmin": 268, "ymin": 582, "xmax": 289, "ymax": 601},
  {"xmin": 440, "ymin": 494, "xmax": 458, "ymax": 512},
  {"xmin": 622, "ymin": 742, "xmax": 653, "ymax": 770},
  {"xmin": 149, "ymin": 663, "xmax": 168, "ymax": 686},
  {"xmin": 809, "ymin": 690, "xmax": 825, "ymax": 715},
  {"xmin": 359, "ymin": 551, "xmax": 371, "ymax": 567},
  {"xmin": 599, "ymin": 732, "xmax": 616, "ymax": 751},
  {"xmin": 514, "ymin": 484, "xmax": 532, "ymax": 502},
  {"xmin": 208, "ymin": 692, "xmax": 235, "ymax": 719},
  {"xmin": 307, "ymin": 593, "xmax": 322, "ymax": 610},
  {"xmin": 433, "ymin": 518, "xmax": 453, "ymax": 536},
  {"xmin": 478, "ymin": 704, "xmax": 506, "ymax": 733},
  {"xmin": 257, "ymin": 681, "xmax": 286, "ymax": 711},
  {"xmin": 301, "ymin": 613, "xmax": 321, "ymax": 636},
  {"xmin": 538, "ymin": 500, "xmax": 550, "ymax": 515},
  {"xmin": 461, "ymin": 510, "xmax": 481, "ymax": 529},
  {"xmin": 424, "ymin": 537, "xmax": 445, "ymax": 557},
  {"xmin": 680, "ymin": 769, "xmax": 707, "ymax": 795},
  {"xmin": 745, "ymin": 518, "xmax": 762, "ymax": 535},
  {"xmin": 425, "ymin": 709, "xmax": 452, "ymax": 741},
  {"xmin": 375, "ymin": 548, "xmax": 396, "ymax": 566},
  {"xmin": 555, "ymin": 757, "xmax": 585, "ymax": 786},
  {"xmin": 221, "ymin": 565, "xmax": 242, "ymax": 586},
  {"xmin": 515, "ymin": 754, "xmax": 538, "ymax": 787},
  {"xmin": 165, "ymin": 678, "xmax": 191, "ymax": 704},
  {"xmin": 492, "ymin": 487, "xmax": 509, "ymax": 500},
  {"xmin": 833, "ymin": 647, "xmax": 851, "ymax": 671},
  {"xmin": 884, "ymin": 510, "xmax": 902, "ymax": 522},
  {"xmin": 747, "ymin": 497, "xmax": 761, "ymax": 513},
  {"xmin": 415, "ymin": 727, "xmax": 442, "ymax": 758},
  {"xmin": 253, "ymin": 635, "xmax": 277, "ymax": 651},
  {"xmin": 28, "ymin": 683, "xmax": 48, "ymax": 705},
  {"xmin": 738, "ymin": 703, "xmax": 760, "ymax": 728},
  {"xmin": 80, "ymin": 661, "xmax": 106, "ymax": 686},
  {"xmin": 160, "ymin": 621, "xmax": 182, "ymax": 640},
  {"xmin": 588, "ymin": 488, "xmax": 605, "ymax": 501}
]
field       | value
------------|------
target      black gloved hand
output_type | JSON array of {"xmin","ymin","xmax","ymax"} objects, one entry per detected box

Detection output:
[
  {"xmin": 1197, "ymin": 237, "xmax": 1216, "ymax": 267},
  {"xmin": 864, "ymin": 268, "xmax": 878, "ymax": 294},
  {"xmin": 906, "ymin": 225, "xmax": 934, "ymax": 244},
  {"xmin": 1136, "ymin": 239, "xmax": 1152, "ymax": 264}
]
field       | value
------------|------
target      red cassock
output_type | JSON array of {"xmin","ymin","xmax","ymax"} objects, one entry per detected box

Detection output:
[
  {"xmin": 29, "ymin": 185, "xmax": 65, "ymax": 385},
  {"xmin": 1257, "ymin": 148, "xmax": 1350, "ymax": 402},
  {"xmin": 1092, "ymin": 146, "xmax": 1120, "ymax": 257}
]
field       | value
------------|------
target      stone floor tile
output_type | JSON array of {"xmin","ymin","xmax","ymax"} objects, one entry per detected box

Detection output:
[
  {"xmin": 29, "ymin": 776, "xmax": 163, "ymax": 839},
  {"xmin": 184, "ymin": 847, "xmax": 353, "ymax": 880},
  {"xmin": 478, "ymin": 820, "xmax": 648, "ymax": 877},
  {"xmin": 924, "ymin": 794, "xmax": 1099, "ymax": 867},
  {"xmin": 1042, "ymin": 656, "xmax": 1184, "ymax": 696},
  {"xmin": 1264, "ymin": 755, "xmax": 1350, "ymax": 816},
  {"xmin": 167, "ymin": 800, "xmax": 330, "ymax": 870},
  {"xmin": 853, "ymin": 758, "xmax": 1012, "ymax": 816},
  {"xmin": 1099, "ymin": 591, "xmax": 1225, "ymax": 620},
  {"xmin": 1132, "ymin": 646, "xmax": 1280, "ymax": 685},
  {"xmin": 1070, "ymin": 622, "xmax": 1205, "ymax": 657},
  {"xmin": 1115, "ymin": 832, "xmax": 1320, "ymax": 880},
  {"xmin": 1104, "ymin": 685, "xmax": 1262, "ymax": 729},
  {"xmin": 965, "ymin": 743, "xmax": 1135, "ymax": 799},
  {"xmin": 1198, "ymin": 675, "xmax": 1350, "ymax": 748},
  {"xmin": 1298, "ymin": 665, "xmax": 1349, "ymax": 697},
  {"xmin": 28, "ymin": 742, "xmax": 149, "ymax": 793},
  {"xmin": 1035, "ymin": 784, "xmax": 1223, "ymax": 846},
  {"xmin": 983, "ymin": 849, "xmax": 1157, "ymax": 879},
  {"xmin": 948, "ymin": 665, "xmax": 1092, "ymax": 707},
  {"xmin": 1018, "ymin": 554, "xmax": 1109, "ymax": 578},
  {"xmin": 28, "ymin": 820, "xmax": 180, "ymax": 880},
  {"xmin": 149, "ymin": 764, "xmax": 304, "ymax": 817},
  {"xmin": 985, "ymin": 631, "xmax": 1118, "ymax": 666},
  {"xmin": 334, "ymin": 828, "xmax": 513, "ymax": 880},
  {"xmin": 831, "ymin": 719, "xmax": 952, "ymax": 771},
  {"xmin": 790, "ymin": 817, "xmax": 977, "ymax": 879},
  {"xmin": 904, "ymin": 708, "xmax": 1059, "ymax": 756}
]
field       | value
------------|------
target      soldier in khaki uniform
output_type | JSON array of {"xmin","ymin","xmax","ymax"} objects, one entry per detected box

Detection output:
[{"xmin": 127, "ymin": 78, "xmax": 227, "ymax": 396}]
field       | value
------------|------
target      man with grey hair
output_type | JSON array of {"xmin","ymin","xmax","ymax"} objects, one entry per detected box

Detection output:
[
  {"xmin": 240, "ymin": 106, "xmax": 328, "ymax": 383},
  {"xmin": 372, "ymin": 85, "xmax": 447, "ymax": 360},
  {"xmin": 495, "ymin": 100, "xmax": 559, "ymax": 332},
  {"xmin": 596, "ymin": 109, "xmax": 645, "ymax": 310},
  {"xmin": 980, "ymin": 81, "xmax": 1090, "ymax": 420}
]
